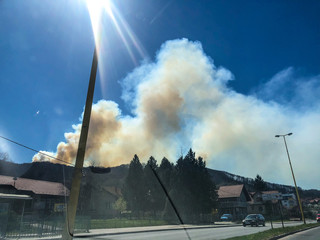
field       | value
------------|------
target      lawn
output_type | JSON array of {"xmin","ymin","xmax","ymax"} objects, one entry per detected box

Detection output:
[
  {"xmin": 226, "ymin": 222, "xmax": 320, "ymax": 240},
  {"xmin": 90, "ymin": 218, "xmax": 170, "ymax": 229}
]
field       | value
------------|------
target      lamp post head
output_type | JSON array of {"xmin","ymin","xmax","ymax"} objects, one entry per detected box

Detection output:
[{"xmin": 275, "ymin": 133, "xmax": 293, "ymax": 137}]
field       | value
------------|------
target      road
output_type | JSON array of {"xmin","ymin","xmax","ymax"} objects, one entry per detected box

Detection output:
[
  {"xmin": 73, "ymin": 221, "xmax": 306, "ymax": 240},
  {"xmin": 280, "ymin": 226, "xmax": 320, "ymax": 240}
]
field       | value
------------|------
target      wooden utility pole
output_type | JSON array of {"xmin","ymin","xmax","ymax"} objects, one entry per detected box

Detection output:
[{"xmin": 62, "ymin": 47, "xmax": 98, "ymax": 239}]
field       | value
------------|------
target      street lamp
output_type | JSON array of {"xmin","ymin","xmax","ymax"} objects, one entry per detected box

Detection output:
[{"xmin": 275, "ymin": 133, "xmax": 305, "ymax": 224}]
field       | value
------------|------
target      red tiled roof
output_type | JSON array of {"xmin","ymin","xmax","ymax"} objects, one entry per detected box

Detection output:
[
  {"xmin": 0, "ymin": 175, "xmax": 69, "ymax": 196},
  {"xmin": 218, "ymin": 184, "xmax": 244, "ymax": 198}
]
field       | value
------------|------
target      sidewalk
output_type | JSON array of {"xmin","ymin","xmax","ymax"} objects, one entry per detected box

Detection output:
[{"xmin": 19, "ymin": 222, "xmax": 241, "ymax": 240}]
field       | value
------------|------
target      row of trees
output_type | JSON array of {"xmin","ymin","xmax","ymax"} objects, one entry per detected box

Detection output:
[{"xmin": 122, "ymin": 149, "xmax": 218, "ymax": 223}]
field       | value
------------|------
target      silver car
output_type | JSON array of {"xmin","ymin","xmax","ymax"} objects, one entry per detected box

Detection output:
[{"xmin": 242, "ymin": 214, "xmax": 265, "ymax": 227}]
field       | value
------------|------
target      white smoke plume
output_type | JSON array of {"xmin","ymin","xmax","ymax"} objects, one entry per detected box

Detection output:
[{"xmin": 33, "ymin": 39, "xmax": 320, "ymax": 189}]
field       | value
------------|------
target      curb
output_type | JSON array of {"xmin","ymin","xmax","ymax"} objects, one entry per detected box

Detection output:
[
  {"xmin": 16, "ymin": 224, "xmax": 241, "ymax": 239},
  {"xmin": 270, "ymin": 225, "xmax": 320, "ymax": 240},
  {"xmin": 73, "ymin": 223, "xmax": 242, "ymax": 238}
]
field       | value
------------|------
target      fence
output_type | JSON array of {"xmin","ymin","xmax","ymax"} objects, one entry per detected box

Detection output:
[{"xmin": 3, "ymin": 214, "xmax": 91, "ymax": 238}]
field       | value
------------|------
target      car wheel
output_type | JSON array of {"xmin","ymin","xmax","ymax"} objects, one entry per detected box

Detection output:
[
  {"xmin": 263, "ymin": 222, "xmax": 265, "ymax": 226},
  {"xmin": 243, "ymin": 223, "xmax": 246, "ymax": 227},
  {"xmin": 256, "ymin": 222, "xmax": 258, "ymax": 227}
]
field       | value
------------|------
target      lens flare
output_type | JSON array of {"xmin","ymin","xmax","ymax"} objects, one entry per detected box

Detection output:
[
  {"xmin": 86, "ymin": 0, "xmax": 147, "ymax": 63},
  {"xmin": 86, "ymin": 0, "xmax": 148, "ymax": 99},
  {"xmin": 86, "ymin": 0, "xmax": 106, "ymax": 47}
]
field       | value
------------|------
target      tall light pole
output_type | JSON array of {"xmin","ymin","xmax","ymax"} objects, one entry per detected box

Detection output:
[{"xmin": 275, "ymin": 133, "xmax": 306, "ymax": 224}]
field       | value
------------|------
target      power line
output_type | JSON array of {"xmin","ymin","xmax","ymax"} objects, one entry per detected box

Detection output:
[{"xmin": 0, "ymin": 135, "xmax": 73, "ymax": 166}]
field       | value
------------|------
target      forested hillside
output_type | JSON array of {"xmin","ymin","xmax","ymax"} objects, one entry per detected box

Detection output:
[{"xmin": 1, "ymin": 157, "xmax": 319, "ymax": 199}]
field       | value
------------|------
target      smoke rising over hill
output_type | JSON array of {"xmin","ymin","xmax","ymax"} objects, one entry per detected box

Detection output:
[{"xmin": 32, "ymin": 39, "xmax": 320, "ymax": 189}]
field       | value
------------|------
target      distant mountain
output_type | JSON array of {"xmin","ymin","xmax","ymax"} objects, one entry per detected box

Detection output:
[
  {"xmin": 1, "ymin": 160, "xmax": 319, "ymax": 198},
  {"xmin": 208, "ymin": 169, "xmax": 297, "ymax": 193},
  {"xmin": 0, "ymin": 160, "xmax": 31, "ymax": 177},
  {"xmin": 21, "ymin": 161, "xmax": 73, "ymax": 184},
  {"xmin": 0, "ymin": 160, "xmax": 128, "ymax": 189},
  {"xmin": 208, "ymin": 169, "xmax": 320, "ymax": 199}
]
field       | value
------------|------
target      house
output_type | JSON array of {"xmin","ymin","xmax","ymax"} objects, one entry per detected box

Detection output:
[
  {"xmin": 303, "ymin": 198, "xmax": 320, "ymax": 206},
  {"xmin": 0, "ymin": 175, "xmax": 69, "ymax": 214},
  {"xmin": 281, "ymin": 193, "xmax": 297, "ymax": 209},
  {"xmin": 77, "ymin": 175, "xmax": 123, "ymax": 218},
  {"xmin": 84, "ymin": 185, "xmax": 122, "ymax": 217},
  {"xmin": 217, "ymin": 184, "xmax": 251, "ymax": 220},
  {"xmin": 0, "ymin": 193, "xmax": 33, "ymax": 236},
  {"xmin": 248, "ymin": 191, "xmax": 281, "ymax": 214}
]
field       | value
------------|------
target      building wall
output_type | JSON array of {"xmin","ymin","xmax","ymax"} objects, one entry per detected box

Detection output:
[
  {"xmin": 87, "ymin": 188, "xmax": 119, "ymax": 217},
  {"xmin": 219, "ymin": 196, "xmax": 248, "ymax": 220},
  {"xmin": 281, "ymin": 194, "xmax": 297, "ymax": 209},
  {"xmin": 0, "ymin": 185, "xmax": 66, "ymax": 215},
  {"xmin": 248, "ymin": 203, "xmax": 266, "ymax": 214}
]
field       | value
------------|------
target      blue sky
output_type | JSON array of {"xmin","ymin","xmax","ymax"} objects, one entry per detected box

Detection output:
[{"xmin": 0, "ymin": 0, "xmax": 320, "ymax": 189}]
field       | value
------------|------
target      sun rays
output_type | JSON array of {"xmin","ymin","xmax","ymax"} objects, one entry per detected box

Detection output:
[{"xmin": 86, "ymin": 0, "xmax": 147, "ymax": 64}]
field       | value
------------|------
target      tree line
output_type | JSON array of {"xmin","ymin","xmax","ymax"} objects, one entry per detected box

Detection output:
[{"xmin": 122, "ymin": 149, "xmax": 218, "ymax": 223}]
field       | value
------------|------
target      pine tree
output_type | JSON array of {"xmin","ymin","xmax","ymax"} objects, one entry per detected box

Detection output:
[
  {"xmin": 196, "ymin": 156, "xmax": 218, "ymax": 213},
  {"xmin": 158, "ymin": 157, "xmax": 174, "ymax": 191},
  {"xmin": 144, "ymin": 156, "xmax": 162, "ymax": 214},
  {"xmin": 254, "ymin": 174, "xmax": 267, "ymax": 191},
  {"xmin": 171, "ymin": 149, "xmax": 218, "ymax": 222},
  {"xmin": 158, "ymin": 157, "xmax": 176, "ymax": 219},
  {"xmin": 123, "ymin": 154, "xmax": 147, "ymax": 214}
]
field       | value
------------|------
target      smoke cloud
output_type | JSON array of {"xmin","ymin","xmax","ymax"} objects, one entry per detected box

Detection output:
[{"xmin": 33, "ymin": 39, "xmax": 320, "ymax": 189}]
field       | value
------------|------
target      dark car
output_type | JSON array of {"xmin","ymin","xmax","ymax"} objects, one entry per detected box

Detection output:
[
  {"xmin": 220, "ymin": 214, "xmax": 233, "ymax": 221},
  {"xmin": 242, "ymin": 214, "xmax": 265, "ymax": 227},
  {"xmin": 317, "ymin": 214, "xmax": 320, "ymax": 222}
]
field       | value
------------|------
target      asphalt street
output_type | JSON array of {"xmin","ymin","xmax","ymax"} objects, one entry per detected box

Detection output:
[
  {"xmin": 73, "ymin": 221, "xmax": 308, "ymax": 240},
  {"xmin": 21, "ymin": 221, "xmax": 317, "ymax": 240},
  {"xmin": 75, "ymin": 226, "xmax": 266, "ymax": 240}
]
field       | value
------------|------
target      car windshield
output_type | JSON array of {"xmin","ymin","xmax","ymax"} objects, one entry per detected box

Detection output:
[{"xmin": 0, "ymin": 0, "xmax": 320, "ymax": 239}]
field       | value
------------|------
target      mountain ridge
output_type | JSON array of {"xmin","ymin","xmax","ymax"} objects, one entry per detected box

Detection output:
[{"xmin": 1, "ymin": 160, "xmax": 319, "ymax": 198}]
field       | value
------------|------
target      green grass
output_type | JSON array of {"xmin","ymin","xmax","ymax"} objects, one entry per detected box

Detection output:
[
  {"xmin": 226, "ymin": 223, "xmax": 320, "ymax": 240},
  {"xmin": 90, "ymin": 218, "xmax": 169, "ymax": 229}
]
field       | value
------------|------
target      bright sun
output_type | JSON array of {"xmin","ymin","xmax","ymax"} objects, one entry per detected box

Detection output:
[
  {"xmin": 86, "ymin": 0, "xmax": 112, "ymax": 42},
  {"xmin": 85, "ymin": 0, "xmax": 147, "ymax": 66}
]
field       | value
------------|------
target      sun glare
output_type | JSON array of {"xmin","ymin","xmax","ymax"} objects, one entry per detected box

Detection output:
[
  {"xmin": 86, "ymin": 0, "xmax": 112, "ymax": 45},
  {"xmin": 86, "ymin": 0, "xmax": 147, "ymax": 61}
]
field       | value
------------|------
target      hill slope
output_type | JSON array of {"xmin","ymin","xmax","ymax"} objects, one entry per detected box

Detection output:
[{"xmin": 1, "ymin": 160, "xmax": 319, "ymax": 198}]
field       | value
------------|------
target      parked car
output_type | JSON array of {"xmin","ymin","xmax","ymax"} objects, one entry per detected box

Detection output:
[
  {"xmin": 220, "ymin": 214, "xmax": 233, "ymax": 221},
  {"xmin": 316, "ymin": 214, "xmax": 320, "ymax": 222},
  {"xmin": 242, "ymin": 214, "xmax": 265, "ymax": 227}
]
